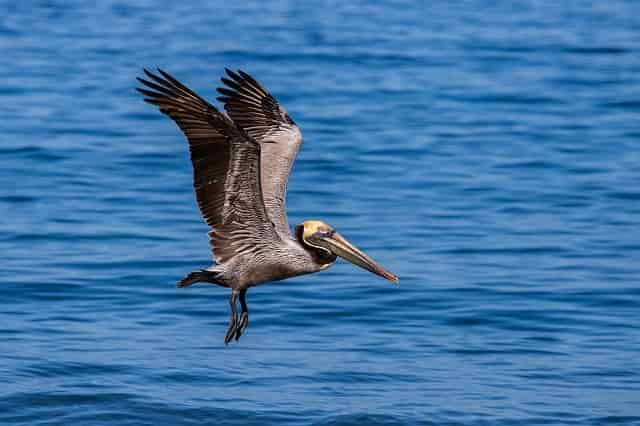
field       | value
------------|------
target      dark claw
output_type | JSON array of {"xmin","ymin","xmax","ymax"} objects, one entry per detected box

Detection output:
[
  {"xmin": 235, "ymin": 312, "xmax": 249, "ymax": 341},
  {"xmin": 224, "ymin": 290, "xmax": 240, "ymax": 345},
  {"xmin": 224, "ymin": 314, "xmax": 238, "ymax": 344}
]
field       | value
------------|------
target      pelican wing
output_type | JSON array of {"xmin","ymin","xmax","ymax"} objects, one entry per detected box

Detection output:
[
  {"xmin": 216, "ymin": 69, "xmax": 303, "ymax": 239},
  {"xmin": 136, "ymin": 69, "xmax": 281, "ymax": 264}
]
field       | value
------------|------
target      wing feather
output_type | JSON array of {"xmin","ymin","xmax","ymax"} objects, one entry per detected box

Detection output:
[
  {"xmin": 216, "ymin": 69, "xmax": 303, "ymax": 239},
  {"xmin": 137, "ymin": 69, "xmax": 280, "ymax": 263}
]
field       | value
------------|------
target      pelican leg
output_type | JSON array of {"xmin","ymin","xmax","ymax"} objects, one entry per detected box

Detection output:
[
  {"xmin": 235, "ymin": 289, "xmax": 249, "ymax": 341},
  {"xmin": 224, "ymin": 290, "xmax": 239, "ymax": 344}
]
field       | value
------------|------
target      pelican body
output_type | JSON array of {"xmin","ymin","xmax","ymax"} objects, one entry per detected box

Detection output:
[{"xmin": 137, "ymin": 68, "xmax": 398, "ymax": 343}]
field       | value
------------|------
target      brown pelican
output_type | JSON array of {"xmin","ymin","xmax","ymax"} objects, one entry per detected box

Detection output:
[{"xmin": 136, "ymin": 68, "xmax": 398, "ymax": 344}]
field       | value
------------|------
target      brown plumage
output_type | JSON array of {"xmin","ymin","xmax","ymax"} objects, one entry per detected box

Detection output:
[{"xmin": 137, "ymin": 68, "xmax": 398, "ymax": 344}]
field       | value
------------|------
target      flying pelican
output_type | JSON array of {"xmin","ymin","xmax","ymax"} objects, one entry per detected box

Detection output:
[{"xmin": 136, "ymin": 68, "xmax": 398, "ymax": 344}]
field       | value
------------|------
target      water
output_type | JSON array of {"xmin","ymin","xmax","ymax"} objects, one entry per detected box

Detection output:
[{"xmin": 1, "ymin": 1, "xmax": 639, "ymax": 424}]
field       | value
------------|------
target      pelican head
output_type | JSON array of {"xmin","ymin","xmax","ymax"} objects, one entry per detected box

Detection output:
[{"xmin": 295, "ymin": 220, "xmax": 399, "ymax": 283}]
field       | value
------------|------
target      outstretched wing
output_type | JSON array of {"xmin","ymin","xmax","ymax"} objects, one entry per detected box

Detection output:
[
  {"xmin": 216, "ymin": 69, "xmax": 303, "ymax": 239},
  {"xmin": 137, "ymin": 69, "xmax": 229, "ymax": 230},
  {"xmin": 136, "ymin": 69, "xmax": 281, "ymax": 264}
]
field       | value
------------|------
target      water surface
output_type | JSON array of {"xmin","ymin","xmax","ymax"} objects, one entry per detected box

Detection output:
[{"xmin": 1, "ymin": 1, "xmax": 639, "ymax": 425}]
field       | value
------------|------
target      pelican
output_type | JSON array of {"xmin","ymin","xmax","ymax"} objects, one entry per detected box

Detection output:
[{"xmin": 136, "ymin": 68, "xmax": 398, "ymax": 344}]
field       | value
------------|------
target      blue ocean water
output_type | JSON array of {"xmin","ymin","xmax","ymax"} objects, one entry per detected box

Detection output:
[{"xmin": 1, "ymin": 1, "xmax": 639, "ymax": 424}]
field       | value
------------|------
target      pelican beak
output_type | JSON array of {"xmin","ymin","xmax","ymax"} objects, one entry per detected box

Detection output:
[{"xmin": 317, "ymin": 232, "xmax": 399, "ymax": 283}]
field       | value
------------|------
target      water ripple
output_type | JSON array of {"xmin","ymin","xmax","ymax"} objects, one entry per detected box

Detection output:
[{"xmin": 1, "ymin": 0, "xmax": 639, "ymax": 424}]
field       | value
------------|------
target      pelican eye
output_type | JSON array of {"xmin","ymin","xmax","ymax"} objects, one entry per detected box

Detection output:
[{"xmin": 313, "ymin": 228, "xmax": 334, "ymax": 239}]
